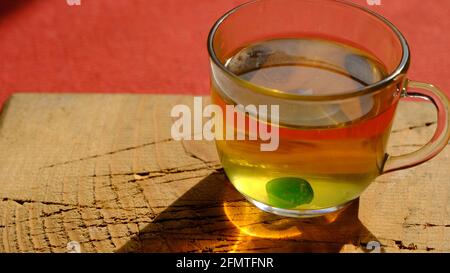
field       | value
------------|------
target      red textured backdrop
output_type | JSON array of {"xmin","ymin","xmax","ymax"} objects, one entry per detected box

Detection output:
[{"xmin": 0, "ymin": 0, "xmax": 449, "ymax": 108}]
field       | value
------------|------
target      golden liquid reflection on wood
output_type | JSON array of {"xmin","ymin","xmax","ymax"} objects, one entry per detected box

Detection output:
[{"xmin": 222, "ymin": 185, "xmax": 360, "ymax": 252}]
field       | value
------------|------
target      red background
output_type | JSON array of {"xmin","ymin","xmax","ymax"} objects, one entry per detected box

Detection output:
[{"xmin": 0, "ymin": 0, "xmax": 449, "ymax": 108}]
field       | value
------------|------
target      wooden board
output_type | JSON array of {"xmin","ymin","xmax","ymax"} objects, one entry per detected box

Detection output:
[{"xmin": 0, "ymin": 93, "xmax": 448, "ymax": 253}]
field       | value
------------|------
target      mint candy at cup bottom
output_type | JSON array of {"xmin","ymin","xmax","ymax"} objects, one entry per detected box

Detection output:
[{"xmin": 266, "ymin": 177, "xmax": 314, "ymax": 209}]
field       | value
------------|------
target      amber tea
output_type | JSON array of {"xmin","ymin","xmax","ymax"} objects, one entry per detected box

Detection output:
[{"xmin": 212, "ymin": 38, "xmax": 395, "ymax": 211}]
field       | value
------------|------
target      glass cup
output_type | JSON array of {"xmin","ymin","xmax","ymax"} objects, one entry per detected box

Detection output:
[{"xmin": 207, "ymin": 0, "xmax": 450, "ymax": 217}]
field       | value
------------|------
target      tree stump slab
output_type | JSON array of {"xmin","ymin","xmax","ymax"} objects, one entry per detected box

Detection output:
[{"xmin": 0, "ymin": 93, "xmax": 448, "ymax": 253}]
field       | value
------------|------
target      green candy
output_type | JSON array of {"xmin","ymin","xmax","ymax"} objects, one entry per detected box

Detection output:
[{"xmin": 266, "ymin": 177, "xmax": 314, "ymax": 209}]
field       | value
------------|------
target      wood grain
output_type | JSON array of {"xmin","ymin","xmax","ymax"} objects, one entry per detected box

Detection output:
[{"xmin": 0, "ymin": 93, "xmax": 448, "ymax": 253}]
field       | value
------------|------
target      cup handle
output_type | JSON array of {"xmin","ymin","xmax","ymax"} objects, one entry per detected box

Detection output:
[{"xmin": 382, "ymin": 79, "xmax": 450, "ymax": 173}]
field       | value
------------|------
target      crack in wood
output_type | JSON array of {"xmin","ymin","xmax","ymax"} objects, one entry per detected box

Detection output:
[
  {"xmin": 155, "ymin": 173, "xmax": 218, "ymax": 185},
  {"xmin": 88, "ymin": 165, "xmax": 223, "ymax": 190},
  {"xmin": 391, "ymin": 143, "xmax": 449, "ymax": 148},
  {"xmin": 41, "ymin": 207, "xmax": 79, "ymax": 217},
  {"xmin": 376, "ymin": 237, "xmax": 438, "ymax": 252},
  {"xmin": 391, "ymin": 121, "xmax": 436, "ymax": 133},
  {"xmin": 0, "ymin": 198, "xmax": 156, "ymax": 212},
  {"xmin": 390, "ymin": 144, "xmax": 423, "ymax": 148},
  {"xmin": 8, "ymin": 216, "xmax": 154, "ymax": 230},
  {"xmin": 394, "ymin": 240, "xmax": 418, "ymax": 250},
  {"xmin": 403, "ymin": 222, "xmax": 450, "ymax": 229},
  {"xmin": 80, "ymin": 161, "xmax": 220, "ymax": 179},
  {"xmin": 40, "ymin": 138, "xmax": 175, "ymax": 169},
  {"xmin": 180, "ymin": 140, "xmax": 211, "ymax": 166},
  {"xmin": 2, "ymin": 198, "xmax": 79, "ymax": 208}
]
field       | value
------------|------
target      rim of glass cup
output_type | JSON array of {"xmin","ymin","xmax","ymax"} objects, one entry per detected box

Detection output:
[{"xmin": 207, "ymin": 0, "xmax": 411, "ymax": 101}]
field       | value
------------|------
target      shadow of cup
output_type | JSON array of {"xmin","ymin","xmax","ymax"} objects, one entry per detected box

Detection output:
[{"xmin": 117, "ymin": 171, "xmax": 380, "ymax": 253}]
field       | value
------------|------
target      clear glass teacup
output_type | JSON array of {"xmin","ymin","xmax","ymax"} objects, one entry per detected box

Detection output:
[{"xmin": 207, "ymin": 0, "xmax": 450, "ymax": 217}]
